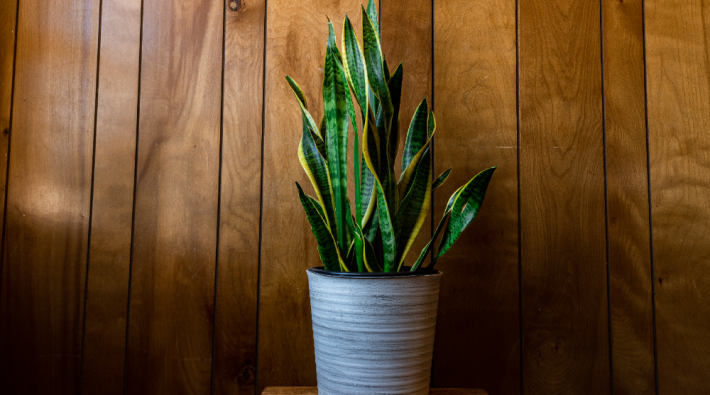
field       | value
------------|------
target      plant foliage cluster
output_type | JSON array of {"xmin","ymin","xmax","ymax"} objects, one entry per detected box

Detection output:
[{"xmin": 290, "ymin": 0, "xmax": 496, "ymax": 272}]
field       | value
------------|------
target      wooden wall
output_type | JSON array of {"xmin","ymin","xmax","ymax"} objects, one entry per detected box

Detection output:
[{"xmin": 0, "ymin": 0, "xmax": 708, "ymax": 394}]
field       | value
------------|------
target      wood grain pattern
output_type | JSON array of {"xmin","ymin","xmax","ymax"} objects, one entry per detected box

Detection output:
[
  {"xmin": 381, "ymin": 0, "xmax": 431, "ymax": 268},
  {"xmin": 262, "ymin": 387, "xmax": 488, "ymax": 395},
  {"xmin": 213, "ymin": 0, "xmax": 265, "ymax": 394},
  {"xmin": 601, "ymin": 0, "xmax": 655, "ymax": 393},
  {"xmin": 0, "ymin": 0, "xmax": 100, "ymax": 393},
  {"xmin": 646, "ymin": 1, "xmax": 710, "ymax": 392},
  {"xmin": 124, "ymin": 0, "xmax": 223, "ymax": 392},
  {"xmin": 81, "ymin": 0, "xmax": 142, "ymax": 392},
  {"xmin": 257, "ymin": 1, "xmax": 376, "ymax": 392},
  {"xmin": 431, "ymin": 1, "xmax": 519, "ymax": 394},
  {"xmin": 0, "ymin": 0, "xmax": 17, "ymax": 230},
  {"xmin": 519, "ymin": 0, "xmax": 610, "ymax": 393}
]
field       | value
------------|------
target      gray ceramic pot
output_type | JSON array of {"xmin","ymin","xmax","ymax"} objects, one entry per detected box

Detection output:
[{"xmin": 307, "ymin": 267, "xmax": 442, "ymax": 395}]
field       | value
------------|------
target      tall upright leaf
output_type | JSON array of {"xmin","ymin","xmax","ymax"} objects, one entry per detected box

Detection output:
[
  {"xmin": 366, "ymin": 0, "xmax": 379, "ymax": 40},
  {"xmin": 323, "ymin": 22, "xmax": 350, "ymax": 251},
  {"xmin": 362, "ymin": 7, "xmax": 393, "ymax": 138}
]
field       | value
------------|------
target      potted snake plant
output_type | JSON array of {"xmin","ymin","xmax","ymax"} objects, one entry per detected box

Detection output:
[{"xmin": 288, "ymin": 2, "xmax": 496, "ymax": 393}]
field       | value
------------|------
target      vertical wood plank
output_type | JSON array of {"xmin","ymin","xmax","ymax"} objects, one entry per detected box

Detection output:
[
  {"xmin": 601, "ymin": 0, "xmax": 656, "ymax": 393},
  {"xmin": 646, "ymin": 1, "xmax": 710, "ymax": 392},
  {"xmin": 213, "ymin": 0, "xmax": 265, "ymax": 393},
  {"xmin": 431, "ymin": 1, "xmax": 520, "ymax": 393},
  {"xmin": 0, "ymin": 0, "xmax": 100, "ymax": 393},
  {"xmin": 258, "ymin": 1, "xmax": 375, "ymax": 391},
  {"xmin": 124, "ymin": 0, "xmax": 223, "ymax": 392},
  {"xmin": 81, "ymin": 0, "xmax": 142, "ymax": 393},
  {"xmin": 381, "ymin": 0, "xmax": 432, "ymax": 268},
  {"xmin": 0, "ymin": 0, "xmax": 17, "ymax": 228},
  {"xmin": 519, "ymin": 1, "xmax": 610, "ymax": 393}
]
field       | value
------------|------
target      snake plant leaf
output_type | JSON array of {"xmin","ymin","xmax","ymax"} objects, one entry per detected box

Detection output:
[
  {"xmin": 296, "ymin": 182, "xmax": 344, "ymax": 272},
  {"xmin": 398, "ymin": 132, "xmax": 434, "ymax": 201},
  {"xmin": 427, "ymin": 109, "xmax": 436, "ymax": 138},
  {"xmin": 324, "ymin": 21, "xmax": 350, "ymax": 251},
  {"xmin": 298, "ymin": 118, "xmax": 338, "ymax": 235},
  {"xmin": 410, "ymin": 183, "xmax": 465, "ymax": 271},
  {"xmin": 366, "ymin": 0, "xmax": 379, "ymax": 40},
  {"xmin": 286, "ymin": 76, "xmax": 321, "ymax": 138},
  {"xmin": 362, "ymin": 7, "xmax": 393, "ymax": 135},
  {"xmin": 375, "ymin": 181, "xmax": 397, "ymax": 272},
  {"xmin": 310, "ymin": 124, "xmax": 327, "ymax": 159},
  {"xmin": 410, "ymin": 211, "xmax": 449, "ymax": 271},
  {"xmin": 387, "ymin": 64, "xmax": 404, "ymax": 184},
  {"xmin": 402, "ymin": 99, "xmax": 428, "ymax": 172},
  {"xmin": 360, "ymin": 155, "xmax": 376, "ymax": 223},
  {"xmin": 361, "ymin": 106, "xmax": 381, "ymax": 224},
  {"xmin": 286, "ymin": 75, "xmax": 309, "ymax": 110},
  {"xmin": 434, "ymin": 166, "xmax": 497, "ymax": 263},
  {"xmin": 342, "ymin": 15, "xmax": 369, "ymax": 114},
  {"xmin": 364, "ymin": 238, "xmax": 383, "ymax": 272},
  {"xmin": 432, "ymin": 168, "xmax": 452, "ymax": 190},
  {"xmin": 362, "ymin": 207, "xmax": 379, "ymax": 243},
  {"xmin": 350, "ymin": 219, "xmax": 366, "ymax": 272},
  {"xmin": 395, "ymin": 145, "xmax": 432, "ymax": 270}
]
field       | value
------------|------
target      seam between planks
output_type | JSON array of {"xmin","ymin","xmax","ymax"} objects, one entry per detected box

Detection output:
[
  {"xmin": 254, "ymin": 0, "xmax": 269, "ymax": 393},
  {"xmin": 640, "ymin": 0, "xmax": 659, "ymax": 393},
  {"xmin": 515, "ymin": 0, "xmax": 523, "ymax": 393},
  {"xmin": 598, "ymin": 0, "xmax": 615, "ymax": 393},
  {"xmin": 0, "ymin": 0, "xmax": 20, "ymax": 304},
  {"xmin": 79, "ymin": 0, "xmax": 105, "ymax": 391},
  {"xmin": 123, "ymin": 0, "xmax": 146, "ymax": 392},
  {"xmin": 210, "ymin": 1, "xmax": 229, "ymax": 394}
]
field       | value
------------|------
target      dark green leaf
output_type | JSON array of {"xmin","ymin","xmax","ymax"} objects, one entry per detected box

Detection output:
[
  {"xmin": 296, "ymin": 182, "xmax": 343, "ymax": 271},
  {"xmin": 402, "ymin": 99, "xmax": 428, "ymax": 172},
  {"xmin": 376, "ymin": 181, "xmax": 397, "ymax": 272},
  {"xmin": 394, "ymin": 146, "xmax": 432, "ymax": 270},
  {"xmin": 432, "ymin": 168, "xmax": 452, "ymax": 190},
  {"xmin": 435, "ymin": 166, "xmax": 497, "ymax": 263}
]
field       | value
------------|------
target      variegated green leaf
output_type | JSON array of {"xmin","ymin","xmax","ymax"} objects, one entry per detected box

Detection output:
[
  {"xmin": 434, "ymin": 166, "xmax": 497, "ymax": 263},
  {"xmin": 286, "ymin": 76, "xmax": 321, "ymax": 138},
  {"xmin": 323, "ymin": 21, "xmax": 350, "ymax": 251},
  {"xmin": 432, "ymin": 168, "xmax": 451, "ymax": 190},
  {"xmin": 342, "ymin": 16, "xmax": 368, "ymax": 113},
  {"xmin": 410, "ymin": 211, "xmax": 449, "ymax": 271},
  {"xmin": 402, "ymin": 99, "xmax": 428, "ymax": 172},
  {"xmin": 296, "ymin": 182, "xmax": 344, "ymax": 271},
  {"xmin": 387, "ymin": 64, "xmax": 404, "ymax": 195},
  {"xmin": 395, "ymin": 146, "xmax": 431, "ymax": 270},
  {"xmin": 362, "ymin": 7, "xmax": 393, "ymax": 135},
  {"xmin": 298, "ymin": 119, "xmax": 337, "ymax": 237},
  {"xmin": 366, "ymin": 0, "xmax": 379, "ymax": 40},
  {"xmin": 362, "ymin": 207, "xmax": 379, "ymax": 243},
  {"xmin": 383, "ymin": 58, "xmax": 391, "ymax": 82},
  {"xmin": 427, "ymin": 109, "xmax": 436, "ymax": 138},
  {"xmin": 375, "ymin": 181, "xmax": 396, "ymax": 272}
]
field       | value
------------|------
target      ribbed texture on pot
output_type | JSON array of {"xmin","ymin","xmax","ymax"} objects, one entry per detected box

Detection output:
[{"xmin": 307, "ymin": 270, "xmax": 442, "ymax": 395}]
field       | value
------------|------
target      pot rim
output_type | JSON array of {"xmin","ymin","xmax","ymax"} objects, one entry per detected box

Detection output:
[{"xmin": 307, "ymin": 266, "xmax": 441, "ymax": 278}]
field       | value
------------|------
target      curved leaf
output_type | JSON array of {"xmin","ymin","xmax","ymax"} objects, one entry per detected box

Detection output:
[
  {"xmin": 427, "ymin": 109, "xmax": 436, "ymax": 138},
  {"xmin": 296, "ymin": 182, "xmax": 344, "ymax": 271},
  {"xmin": 298, "ymin": 115, "xmax": 337, "ymax": 235},
  {"xmin": 402, "ymin": 99, "xmax": 428, "ymax": 172},
  {"xmin": 432, "ymin": 168, "xmax": 452, "ymax": 190},
  {"xmin": 286, "ymin": 76, "xmax": 320, "ymax": 138},
  {"xmin": 435, "ymin": 166, "xmax": 497, "ymax": 262},
  {"xmin": 395, "ymin": 146, "xmax": 432, "ymax": 270}
]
